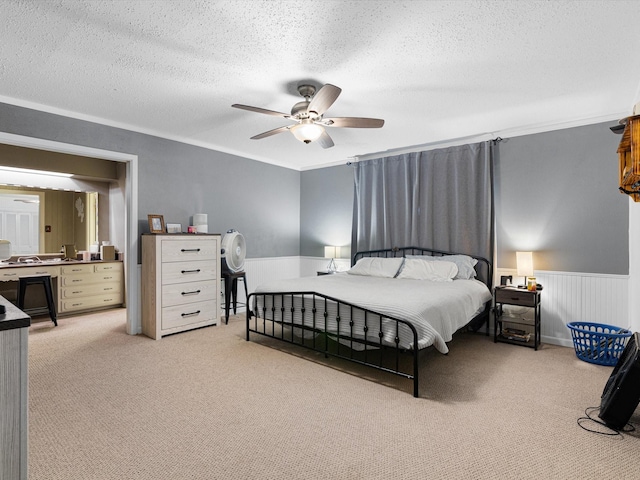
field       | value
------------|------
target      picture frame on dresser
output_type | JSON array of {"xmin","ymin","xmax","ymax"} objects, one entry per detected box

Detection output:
[
  {"xmin": 166, "ymin": 223, "xmax": 182, "ymax": 233},
  {"xmin": 148, "ymin": 214, "xmax": 165, "ymax": 234}
]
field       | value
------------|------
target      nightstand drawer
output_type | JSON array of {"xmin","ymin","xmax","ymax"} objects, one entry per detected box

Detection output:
[{"xmin": 495, "ymin": 288, "xmax": 537, "ymax": 306}]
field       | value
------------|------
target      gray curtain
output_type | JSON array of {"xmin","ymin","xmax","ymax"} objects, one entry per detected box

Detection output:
[{"xmin": 351, "ymin": 140, "xmax": 495, "ymax": 262}]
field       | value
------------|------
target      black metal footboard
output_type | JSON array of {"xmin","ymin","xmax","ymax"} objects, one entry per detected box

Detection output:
[{"xmin": 246, "ymin": 291, "xmax": 421, "ymax": 397}]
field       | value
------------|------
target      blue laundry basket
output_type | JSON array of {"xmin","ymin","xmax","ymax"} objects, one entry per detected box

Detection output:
[{"xmin": 567, "ymin": 322, "xmax": 632, "ymax": 366}]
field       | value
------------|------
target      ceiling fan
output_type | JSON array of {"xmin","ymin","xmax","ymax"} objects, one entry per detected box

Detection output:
[{"xmin": 232, "ymin": 83, "xmax": 384, "ymax": 149}]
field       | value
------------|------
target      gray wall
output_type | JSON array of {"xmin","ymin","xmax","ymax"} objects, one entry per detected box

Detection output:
[
  {"xmin": 300, "ymin": 164, "xmax": 355, "ymax": 258},
  {"xmin": 0, "ymin": 102, "xmax": 300, "ymax": 259},
  {"xmin": 300, "ymin": 122, "xmax": 629, "ymax": 275},
  {"xmin": 496, "ymin": 122, "xmax": 628, "ymax": 274}
]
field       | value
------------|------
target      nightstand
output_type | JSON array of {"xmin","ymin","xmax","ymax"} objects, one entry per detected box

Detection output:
[{"xmin": 493, "ymin": 286, "xmax": 541, "ymax": 350}]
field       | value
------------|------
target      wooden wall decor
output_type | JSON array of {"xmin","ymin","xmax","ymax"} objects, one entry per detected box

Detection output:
[{"xmin": 618, "ymin": 115, "xmax": 640, "ymax": 202}]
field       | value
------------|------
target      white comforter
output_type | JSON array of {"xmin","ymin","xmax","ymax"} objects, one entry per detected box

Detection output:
[{"xmin": 253, "ymin": 273, "xmax": 492, "ymax": 353}]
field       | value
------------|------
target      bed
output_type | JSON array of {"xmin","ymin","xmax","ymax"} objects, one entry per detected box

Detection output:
[{"xmin": 246, "ymin": 246, "xmax": 493, "ymax": 397}]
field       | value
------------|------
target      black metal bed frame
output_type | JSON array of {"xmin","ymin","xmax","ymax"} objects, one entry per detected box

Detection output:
[{"xmin": 246, "ymin": 246, "xmax": 492, "ymax": 397}]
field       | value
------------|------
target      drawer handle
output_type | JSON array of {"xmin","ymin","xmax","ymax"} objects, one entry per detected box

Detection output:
[
  {"xmin": 104, "ymin": 276, "xmax": 113, "ymax": 280},
  {"xmin": 181, "ymin": 289, "xmax": 201, "ymax": 296},
  {"xmin": 181, "ymin": 310, "xmax": 201, "ymax": 318},
  {"xmin": 72, "ymin": 303, "xmax": 83, "ymax": 307},
  {"xmin": 72, "ymin": 279, "xmax": 82, "ymax": 283},
  {"xmin": 103, "ymin": 298, "xmax": 113, "ymax": 302},
  {"xmin": 181, "ymin": 248, "xmax": 201, "ymax": 252},
  {"xmin": 72, "ymin": 291, "xmax": 83, "ymax": 294},
  {"xmin": 104, "ymin": 287, "xmax": 113, "ymax": 291},
  {"xmin": 71, "ymin": 268, "xmax": 83, "ymax": 272},
  {"xmin": 181, "ymin": 269, "xmax": 201, "ymax": 274}
]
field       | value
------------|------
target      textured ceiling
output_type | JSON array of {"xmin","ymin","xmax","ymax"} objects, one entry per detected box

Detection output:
[{"xmin": 2, "ymin": 0, "xmax": 640, "ymax": 171}]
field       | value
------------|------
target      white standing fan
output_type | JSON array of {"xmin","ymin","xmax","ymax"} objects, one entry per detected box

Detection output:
[{"xmin": 221, "ymin": 229, "xmax": 246, "ymax": 273}]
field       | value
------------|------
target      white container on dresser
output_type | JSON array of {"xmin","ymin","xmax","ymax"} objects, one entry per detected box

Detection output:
[
  {"xmin": 141, "ymin": 234, "xmax": 221, "ymax": 340},
  {"xmin": 58, "ymin": 262, "xmax": 124, "ymax": 313}
]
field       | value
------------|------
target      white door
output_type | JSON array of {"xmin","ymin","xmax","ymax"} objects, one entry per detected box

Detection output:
[{"xmin": 0, "ymin": 193, "xmax": 40, "ymax": 254}]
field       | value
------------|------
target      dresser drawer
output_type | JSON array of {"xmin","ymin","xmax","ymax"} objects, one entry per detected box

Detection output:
[
  {"xmin": 0, "ymin": 266, "xmax": 59, "ymax": 280},
  {"xmin": 161, "ymin": 238, "xmax": 218, "ymax": 262},
  {"xmin": 161, "ymin": 300, "xmax": 218, "ymax": 330},
  {"xmin": 60, "ymin": 292, "xmax": 123, "ymax": 312},
  {"xmin": 61, "ymin": 264, "xmax": 94, "ymax": 275},
  {"xmin": 94, "ymin": 262, "xmax": 123, "ymax": 273},
  {"xmin": 0, "ymin": 268, "xmax": 21, "ymax": 281},
  {"xmin": 495, "ymin": 288, "xmax": 537, "ymax": 306},
  {"xmin": 161, "ymin": 261, "xmax": 217, "ymax": 285},
  {"xmin": 161, "ymin": 280, "xmax": 217, "ymax": 307},
  {"xmin": 61, "ymin": 282, "xmax": 121, "ymax": 299}
]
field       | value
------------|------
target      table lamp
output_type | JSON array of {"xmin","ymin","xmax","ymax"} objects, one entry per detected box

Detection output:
[
  {"xmin": 324, "ymin": 246, "xmax": 340, "ymax": 272},
  {"xmin": 516, "ymin": 251, "xmax": 534, "ymax": 289}
]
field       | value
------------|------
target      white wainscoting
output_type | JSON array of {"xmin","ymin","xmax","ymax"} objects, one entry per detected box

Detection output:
[{"xmin": 496, "ymin": 268, "xmax": 629, "ymax": 347}]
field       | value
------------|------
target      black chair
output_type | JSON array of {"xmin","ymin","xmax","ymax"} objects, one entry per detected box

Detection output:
[
  {"xmin": 221, "ymin": 270, "xmax": 248, "ymax": 324},
  {"xmin": 18, "ymin": 275, "xmax": 57, "ymax": 326}
]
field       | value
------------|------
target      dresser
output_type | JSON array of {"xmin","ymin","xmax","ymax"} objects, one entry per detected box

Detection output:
[
  {"xmin": 141, "ymin": 234, "xmax": 221, "ymax": 340},
  {"xmin": 58, "ymin": 262, "xmax": 123, "ymax": 313}
]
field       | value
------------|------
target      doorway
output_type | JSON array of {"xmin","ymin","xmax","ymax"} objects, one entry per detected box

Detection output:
[{"xmin": 0, "ymin": 132, "xmax": 140, "ymax": 335}]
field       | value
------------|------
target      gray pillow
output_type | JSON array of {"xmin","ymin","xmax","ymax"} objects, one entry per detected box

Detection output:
[{"xmin": 405, "ymin": 254, "xmax": 478, "ymax": 280}]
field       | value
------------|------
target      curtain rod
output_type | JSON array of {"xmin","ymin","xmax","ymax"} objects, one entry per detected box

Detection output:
[{"xmin": 348, "ymin": 132, "xmax": 497, "ymax": 164}]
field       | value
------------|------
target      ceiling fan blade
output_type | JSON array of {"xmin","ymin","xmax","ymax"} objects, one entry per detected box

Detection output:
[
  {"xmin": 250, "ymin": 125, "xmax": 291, "ymax": 140},
  {"xmin": 232, "ymin": 104, "xmax": 290, "ymax": 118},
  {"xmin": 316, "ymin": 129, "xmax": 335, "ymax": 149},
  {"xmin": 322, "ymin": 117, "xmax": 385, "ymax": 128},
  {"xmin": 307, "ymin": 84, "xmax": 341, "ymax": 116}
]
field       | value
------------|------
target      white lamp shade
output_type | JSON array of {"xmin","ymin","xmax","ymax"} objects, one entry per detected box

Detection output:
[
  {"xmin": 324, "ymin": 246, "xmax": 340, "ymax": 259},
  {"xmin": 516, "ymin": 251, "xmax": 534, "ymax": 277}
]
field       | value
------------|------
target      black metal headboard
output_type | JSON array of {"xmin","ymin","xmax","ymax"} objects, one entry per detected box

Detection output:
[{"xmin": 353, "ymin": 246, "xmax": 493, "ymax": 289}]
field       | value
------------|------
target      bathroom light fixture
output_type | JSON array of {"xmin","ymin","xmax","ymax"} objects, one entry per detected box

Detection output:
[{"xmin": 0, "ymin": 166, "xmax": 73, "ymax": 177}]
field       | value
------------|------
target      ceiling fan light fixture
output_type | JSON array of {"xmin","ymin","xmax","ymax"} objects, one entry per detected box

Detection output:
[{"xmin": 290, "ymin": 121, "xmax": 324, "ymax": 144}]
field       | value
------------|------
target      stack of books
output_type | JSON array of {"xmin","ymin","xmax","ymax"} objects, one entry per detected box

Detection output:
[{"xmin": 501, "ymin": 327, "xmax": 531, "ymax": 343}]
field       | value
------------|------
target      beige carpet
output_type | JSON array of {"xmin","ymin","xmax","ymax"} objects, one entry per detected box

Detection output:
[{"xmin": 27, "ymin": 310, "xmax": 640, "ymax": 479}]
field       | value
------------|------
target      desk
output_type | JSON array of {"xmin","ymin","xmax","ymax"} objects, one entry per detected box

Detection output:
[{"xmin": 0, "ymin": 295, "xmax": 29, "ymax": 480}]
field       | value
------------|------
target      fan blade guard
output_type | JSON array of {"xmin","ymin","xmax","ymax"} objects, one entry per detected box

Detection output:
[{"xmin": 221, "ymin": 230, "xmax": 246, "ymax": 273}]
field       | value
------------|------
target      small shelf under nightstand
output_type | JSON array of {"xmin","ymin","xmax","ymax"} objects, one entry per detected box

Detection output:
[{"xmin": 493, "ymin": 286, "xmax": 541, "ymax": 350}]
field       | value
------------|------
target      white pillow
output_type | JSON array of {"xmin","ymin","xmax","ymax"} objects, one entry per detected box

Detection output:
[
  {"xmin": 397, "ymin": 258, "xmax": 458, "ymax": 281},
  {"xmin": 406, "ymin": 254, "xmax": 478, "ymax": 280},
  {"xmin": 347, "ymin": 257, "xmax": 404, "ymax": 278}
]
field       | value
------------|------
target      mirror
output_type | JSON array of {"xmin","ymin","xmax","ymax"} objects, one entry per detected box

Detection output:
[
  {"xmin": 0, "ymin": 186, "xmax": 98, "ymax": 255},
  {"xmin": 0, "ymin": 142, "xmax": 121, "ymax": 259}
]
